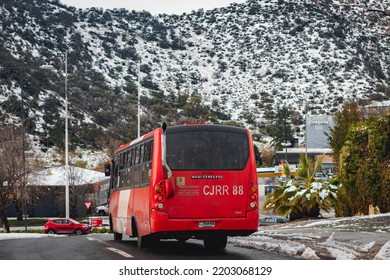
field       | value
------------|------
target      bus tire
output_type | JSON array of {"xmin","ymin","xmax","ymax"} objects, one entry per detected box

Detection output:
[
  {"xmin": 114, "ymin": 232, "xmax": 122, "ymax": 241},
  {"xmin": 204, "ymin": 235, "xmax": 227, "ymax": 251},
  {"xmin": 137, "ymin": 234, "xmax": 150, "ymax": 249}
]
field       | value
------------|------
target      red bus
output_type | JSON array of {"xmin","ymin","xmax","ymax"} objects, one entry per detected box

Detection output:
[{"xmin": 105, "ymin": 123, "xmax": 258, "ymax": 250}]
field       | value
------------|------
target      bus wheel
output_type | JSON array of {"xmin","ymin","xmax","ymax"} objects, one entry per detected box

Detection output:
[
  {"xmin": 138, "ymin": 234, "xmax": 158, "ymax": 249},
  {"xmin": 114, "ymin": 232, "xmax": 122, "ymax": 241},
  {"xmin": 137, "ymin": 235, "xmax": 150, "ymax": 249},
  {"xmin": 204, "ymin": 236, "xmax": 227, "ymax": 251}
]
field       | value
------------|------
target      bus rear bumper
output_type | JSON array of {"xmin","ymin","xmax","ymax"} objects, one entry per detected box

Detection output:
[{"xmin": 150, "ymin": 209, "xmax": 258, "ymax": 238}]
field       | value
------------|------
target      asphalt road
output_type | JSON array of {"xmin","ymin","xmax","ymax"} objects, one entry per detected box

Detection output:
[{"xmin": 0, "ymin": 234, "xmax": 297, "ymax": 260}]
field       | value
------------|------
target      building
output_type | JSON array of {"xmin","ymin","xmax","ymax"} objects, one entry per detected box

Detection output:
[
  {"xmin": 306, "ymin": 115, "xmax": 334, "ymax": 149},
  {"xmin": 7, "ymin": 166, "xmax": 104, "ymax": 218},
  {"xmin": 275, "ymin": 114, "xmax": 335, "ymax": 171},
  {"xmin": 275, "ymin": 148, "xmax": 334, "ymax": 173}
]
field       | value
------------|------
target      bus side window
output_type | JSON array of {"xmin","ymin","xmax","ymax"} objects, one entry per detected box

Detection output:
[
  {"xmin": 138, "ymin": 144, "xmax": 144, "ymax": 165},
  {"xmin": 134, "ymin": 145, "xmax": 139, "ymax": 165},
  {"xmin": 144, "ymin": 140, "xmax": 153, "ymax": 162},
  {"xmin": 119, "ymin": 152, "xmax": 126, "ymax": 170},
  {"xmin": 109, "ymin": 161, "xmax": 116, "ymax": 190},
  {"xmin": 115, "ymin": 164, "xmax": 119, "ymax": 177},
  {"xmin": 150, "ymin": 140, "xmax": 154, "ymax": 162},
  {"xmin": 142, "ymin": 140, "xmax": 153, "ymax": 186},
  {"xmin": 113, "ymin": 156, "xmax": 119, "ymax": 176},
  {"xmin": 126, "ymin": 149, "xmax": 133, "ymax": 168}
]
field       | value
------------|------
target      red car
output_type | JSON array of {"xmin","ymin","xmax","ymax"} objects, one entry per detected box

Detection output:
[{"xmin": 44, "ymin": 218, "xmax": 91, "ymax": 235}]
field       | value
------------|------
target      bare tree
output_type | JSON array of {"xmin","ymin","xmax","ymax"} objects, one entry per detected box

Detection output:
[
  {"xmin": 261, "ymin": 147, "xmax": 276, "ymax": 167},
  {"xmin": 0, "ymin": 124, "xmax": 45, "ymax": 231},
  {"xmin": 0, "ymin": 126, "xmax": 25, "ymax": 232},
  {"xmin": 96, "ymin": 136, "xmax": 123, "ymax": 158}
]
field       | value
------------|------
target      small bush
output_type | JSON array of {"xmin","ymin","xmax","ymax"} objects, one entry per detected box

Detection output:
[{"xmin": 91, "ymin": 227, "xmax": 111, "ymax": 234}]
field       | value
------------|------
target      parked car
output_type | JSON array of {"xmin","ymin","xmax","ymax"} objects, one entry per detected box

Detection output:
[
  {"xmin": 314, "ymin": 172, "xmax": 327, "ymax": 181},
  {"xmin": 43, "ymin": 218, "xmax": 91, "ymax": 235},
  {"xmin": 259, "ymin": 217, "xmax": 289, "ymax": 226},
  {"xmin": 95, "ymin": 204, "xmax": 108, "ymax": 216}
]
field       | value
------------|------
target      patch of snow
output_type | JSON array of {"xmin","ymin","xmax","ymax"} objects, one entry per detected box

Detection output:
[
  {"xmin": 375, "ymin": 240, "xmax": 390, "ymax": 260},
  {"xmin": 230, "ymin": 236, "xmax": 306, "ymax": 257},
  {"xmin": 301, "ymin": 247, "xmax": 320, "ymax": 260},
  {"xmin": 28, "ymin": 166, "xmax": 104, "ymax": 186},
  {"xmin": 325, "ymin": 247, "xmax": 357, "ymax": 260},
  {"xmin": 0, "ymin": 233, "xmax": 65, "ymax": 240}
]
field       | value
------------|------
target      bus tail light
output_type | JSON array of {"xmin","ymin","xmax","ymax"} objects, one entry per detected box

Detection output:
[
  {"xmin": 154, "ymin": 181, "xmax": 166, "ymax": 211},
  {"xmin": 155, "ymin": 185, "xmax": 163, "ymax": 194},
  {"xmin": 250, "ymin": 185, "xmax": 257, "ymax": 193},
  {"xmin": 248, "ymin": 183, "xmax": 258, "ymax": 210},
  {"xmin": 156, "ymin": 203, "xmax": 164, "ymax": 209}
]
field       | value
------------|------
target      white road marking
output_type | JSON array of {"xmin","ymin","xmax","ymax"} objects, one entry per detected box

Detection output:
[
  {"xmin": 87, "ymin": 236, "xmax": 106, "ymax": 244},
  {"xmin": 106, "ymin": 247, "xmax": 134, "ymax": 258},
  {"xmin": 88, "ymin": 236, "xmax": 134, "ymax": 258}
]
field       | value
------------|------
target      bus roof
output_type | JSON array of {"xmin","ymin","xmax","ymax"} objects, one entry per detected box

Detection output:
[{"xmin": 166, "ymin": 124, "xmax": 248, "ymax": 134}]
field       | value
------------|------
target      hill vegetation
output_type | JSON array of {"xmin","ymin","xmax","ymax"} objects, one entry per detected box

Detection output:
[{"xmin": 0, "ymin": 0, "xmax": 389, "ymax": 151}]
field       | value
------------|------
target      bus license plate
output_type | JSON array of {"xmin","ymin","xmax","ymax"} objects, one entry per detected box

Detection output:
[{"xmin": 198, "ymin": 221, "xmax": 215, "ymax": 228}]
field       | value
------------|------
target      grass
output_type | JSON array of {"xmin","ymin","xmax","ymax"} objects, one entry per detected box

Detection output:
[
  {"xmin": 1, "ymin": 218, "xmax": 48, "ymax": 227},
  {"xmin": 1, "ymin": 217, "xmax": 111, "ymax": 234},
  {"xmin": 91, "ymin": 227, "xmax": 111, "ymax": 234},
  {"xmin": 10, "ymin": 229, "xmax": 45, "ymax": 234}
]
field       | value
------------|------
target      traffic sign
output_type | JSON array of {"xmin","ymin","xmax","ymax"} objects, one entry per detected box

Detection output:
[{"xmin": 84, "ymin": 201, "xmax": 92, "ymax": 210}]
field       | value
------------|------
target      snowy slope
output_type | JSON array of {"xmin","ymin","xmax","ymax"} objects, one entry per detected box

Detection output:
[{"xmin": 0, "ymin": 0, "xmax": 389, "ymax": 145}]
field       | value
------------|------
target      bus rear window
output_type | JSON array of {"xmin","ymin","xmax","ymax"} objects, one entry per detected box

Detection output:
[{"xmin": 166, "ymin": 130, "xmax": 249, "ymax": 170}]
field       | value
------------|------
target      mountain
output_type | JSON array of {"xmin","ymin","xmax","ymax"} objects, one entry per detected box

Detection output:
[{"xmin": 0, "ymin": 0, "xmax": 389, "ymax": 153}]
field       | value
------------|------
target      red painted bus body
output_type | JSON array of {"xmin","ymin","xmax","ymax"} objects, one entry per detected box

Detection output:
[{"xmin": 106, "ymin": 124, "xmax": 258, "ymax": 250}]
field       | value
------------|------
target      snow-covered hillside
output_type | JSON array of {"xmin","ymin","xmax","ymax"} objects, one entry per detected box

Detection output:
[{"xmin": 0, "ymin": 0, "xmax": 389, "ymax": 149}]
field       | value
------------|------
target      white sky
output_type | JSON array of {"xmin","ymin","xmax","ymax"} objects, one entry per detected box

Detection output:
[{"xmin": 59, "ymin": 0, "xmax": 248, "ymax": 15}]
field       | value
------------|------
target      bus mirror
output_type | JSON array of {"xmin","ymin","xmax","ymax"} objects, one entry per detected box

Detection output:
[
  {"xmin": 165, "ymin": 177, "xmax": 175, "ymax": 198},
  {"xmin": 104, "ymin": 163, "xmax": 111, "ymax": 176}
]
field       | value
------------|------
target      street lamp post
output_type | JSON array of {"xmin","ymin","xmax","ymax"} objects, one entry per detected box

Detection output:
[
  {"xmin": 281, "ymin": 142, "xmax": 290, "ymax": 162},
  {"xmin": 41, "ymin": 52, "xmax": 69, "ymax": 218},
  {"xmin": 128, "ymin": 59, "xmax": 141, "ymax": 138},
  {"xmin": 137, "ymin": 60, "xmax": 140, "ymax": 138},
  {"xmin": 64, "ymin": 52, "xmax": 69, "ymax": 219}
]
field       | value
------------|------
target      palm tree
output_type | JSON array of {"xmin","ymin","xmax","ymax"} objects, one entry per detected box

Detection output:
[{"xmin": 263, "ymin": 154, "xmax": 348, "ymax": 221}]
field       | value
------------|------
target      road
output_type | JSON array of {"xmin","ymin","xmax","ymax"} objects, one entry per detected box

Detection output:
[{"xmin": 0, "ymin": 234, "xmax": 297, "ymax": 260}]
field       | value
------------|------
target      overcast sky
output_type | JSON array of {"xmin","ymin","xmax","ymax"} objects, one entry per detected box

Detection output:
[{"xmin": 59, "ymin": 0, "xmax": 248, "ymax": 15}]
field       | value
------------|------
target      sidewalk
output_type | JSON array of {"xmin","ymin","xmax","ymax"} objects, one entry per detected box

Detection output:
[{"xmin": 230, "ymin": 213, "xmax": 390, "ymax": 260}]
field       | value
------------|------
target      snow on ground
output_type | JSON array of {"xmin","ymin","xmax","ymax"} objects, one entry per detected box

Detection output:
[
  {"xmin": 1, "ymin": 213, "xmax": 389, "ymax": 260},
  {"xmin": 0, "ymin": 233, "xmax": 65, "ymax": 240},
  {"xmin": 375, "ymin": 241, "xmax": 390, "ymax": 260},
  {"xmin": 231, "ymin": 213, "xmax": 390, "ymax": 260}
]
